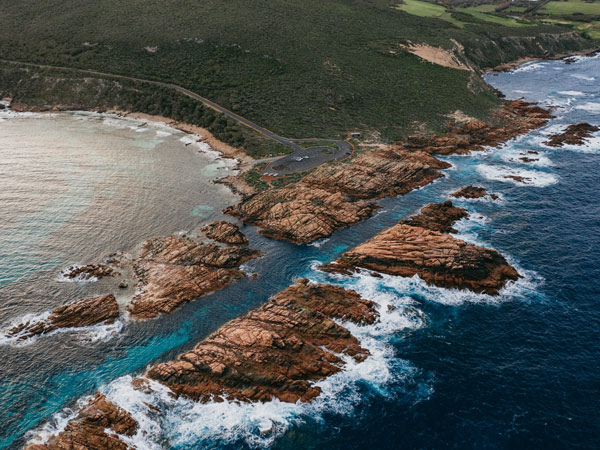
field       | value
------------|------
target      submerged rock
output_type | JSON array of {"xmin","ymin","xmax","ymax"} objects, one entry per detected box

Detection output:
[
  {"xmin": 320, "ymin": 201, "xmax": 519, "ymax": 295},
  {"xmin": 544, "ymin": 122, "xmax": 599, "ymax": 147},
  {"xmin": 61, "ymin": 263, "xmax": 117, "ymax": 281},
  {"xmin": 146, "ymin": 281, "xmax": 378, "ymax": 403},
  {"xmin": 26, "ymin": 393, "xmax": 137, "ymax": 450},
  {"xmin": 451, "ymin": 186, "xmax": 499, "ymax": 201},
  {"xmin": 200, "ymin": 220, "xmax": 249, "ymax": 245},
  {"xmin": 7, "ymin": 294, "xmax": 119, "ymax": 341}
]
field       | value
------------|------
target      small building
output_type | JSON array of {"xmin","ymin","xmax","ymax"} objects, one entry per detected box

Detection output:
[{"xmin": 351, "ymin": 132, "xmax": 361, "ymax": 137}]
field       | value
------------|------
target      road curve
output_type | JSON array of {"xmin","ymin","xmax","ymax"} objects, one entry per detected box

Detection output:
[{"xmin": 0, "ymin": 59, "xmax": 354, "ymax": 175}]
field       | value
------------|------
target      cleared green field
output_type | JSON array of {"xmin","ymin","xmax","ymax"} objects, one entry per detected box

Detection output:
[
  {"xmin": 396, "ymin": 0, "xmax": 464, "ymax": 27},
  {"xmin": 542, "ymin": 1, "xmax": 600, "ymax": 16},
  {"xmin": 459, "ymin": 7, "xmax": 532, "ymax": 27}
]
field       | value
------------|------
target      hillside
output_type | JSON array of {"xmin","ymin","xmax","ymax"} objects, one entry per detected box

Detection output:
[{"xmin": 0, "ymin": 0, "xmax": 596, "ymax": 147}]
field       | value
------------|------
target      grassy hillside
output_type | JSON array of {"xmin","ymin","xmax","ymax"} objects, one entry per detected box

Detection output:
[{"xmin": 0, "ymin": 0, "xmax": 595, "ymax": 143}]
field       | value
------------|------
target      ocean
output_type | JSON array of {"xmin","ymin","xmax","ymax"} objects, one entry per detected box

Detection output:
[{"xmin": 1, "ymin": 53, "xmax": 599, "ymax": 449}]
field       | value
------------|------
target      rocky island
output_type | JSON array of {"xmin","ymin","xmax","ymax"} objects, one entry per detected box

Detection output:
[
  {"xmin": 320, "ymin": 201, "xmax": 519, "ymax": 295},
  {"xmin": 544, "ymin": 122, "xmax": 599, "ymax": 147}
]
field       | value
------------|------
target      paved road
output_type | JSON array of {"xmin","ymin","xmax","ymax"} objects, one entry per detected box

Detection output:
[{"xmin": 1, "ymin": 59, "xmax": 354, "ymax": 175}]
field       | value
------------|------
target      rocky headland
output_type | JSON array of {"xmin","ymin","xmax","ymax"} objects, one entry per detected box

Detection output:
[
  {"xmin": 544, "ymin": 122, "xmax": 599, "ymax": 147},
  {"xmin": 320, "ymin": 201, "xmax": 519, "ymax": 295},
  {"xmin": 6, "ymin": 294, "xmax": 119, "ymax": 341},
  {"xmin": 451, "ymin": 186, "xmax": 499, "ymax": 201},
  {"xmin": 226, "ymin": 101, "xmax": 551, "ymax": 244},
  {"xmin": 27, "ymin": 280, "xmax": 379, "ymax": 447}
]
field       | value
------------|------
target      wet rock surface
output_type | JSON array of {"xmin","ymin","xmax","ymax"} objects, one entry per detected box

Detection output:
[
  {"xmin": 320, "ymin": 202, "xmax": 519, "ymax": 295},
  {"xmin": 61, "ymin": 264, "xmax": 117, "ymax": 281},
  {"xmin": 544, "ymin": 122, "xmax": 599, "ymax": 147},
  {"xmin": 200, "ymin": 221, "xmax": 249, "ymax": 245},
  {"xmin": 6, "ymin": 295, "xmax": 119, "ymax": 341},
  {"xmin": 146, "ymin": 280, "xmax": 378, "ymax": 403},
  {"xmin": 451, "ymin": 186, "xmax": 499, "ymax": 201},
  {"xmin": 26, "ymin": 394, "xmax": 137, "ymax": 450}
]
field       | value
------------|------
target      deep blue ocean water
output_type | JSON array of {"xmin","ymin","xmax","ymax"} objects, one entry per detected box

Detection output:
[{"xmin": 1, "ymin": 54, "xmax": 599, "ymax": 449}]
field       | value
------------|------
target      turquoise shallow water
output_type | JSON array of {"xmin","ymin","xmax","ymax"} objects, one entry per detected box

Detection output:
[{"xmin": 2, "ymin": 53, "xmax": 600, "ymax": 449}]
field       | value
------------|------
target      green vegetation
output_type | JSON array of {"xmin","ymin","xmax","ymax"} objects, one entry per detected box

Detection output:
[
  {"xmin": 396, "ymin": 0, "xmax": 465, "ymax": 27},
  {"xmin": 296, "ymin": 140, "xmax": 340, "ymax": 150},
  {"xmin": 0, "ymin": 63, "xmax": 290, "ymax": 159},
  {"xmin": 0, "ymin": 0, "xmax": 595, "ymax": 147},
  {"xmin": 542, "ymin": 1, "xmax": 600, "ymax": 16},
  {"xmin": 244, "ymin": 163, "xmax": 269, "ymax": 191}
]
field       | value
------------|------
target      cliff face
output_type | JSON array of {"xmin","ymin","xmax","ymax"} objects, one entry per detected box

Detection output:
[
  {"xmin": 462, "ymin": 32, "xmax": 593, "ymax": 70},
  {"xmin": 321, "ymin": 201, "xmax": 519, "ymax": 295},
  {"xmin": 229, "ymin": 101, "xmax": 551, "ymax": 244}
]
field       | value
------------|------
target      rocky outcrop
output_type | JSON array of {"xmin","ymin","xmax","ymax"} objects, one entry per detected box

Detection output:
[
  {"xmin": 404, "ymin": 101, "xmax": 552, "ymax": 155},
  {"xmin": 200, "ymin": 221, "xmax": 248, "ymax": 245},
  {"xmin": 26, "ymin": 394, "xmax": 137, "ymax": 450},
  {"xmin": 451, "ymin": 186, "xmax": 499, "ymax": 201},
  {"xmin": 61, "ymin": 264, "xmax": 117, "ymax": 281},
  {"xmin": 226, "ymin": 148, "xmax": 449, "ymax": 243},
  {"xmin": 544, "ymin": 122, "xmax": 599, "ymax": 147},
  {"xmin": 321, "ymin": 202, "xmax": 519, "ymax": 295},
  {"xmin": 146, "ymin": 280, "xmax": 378, "ymax": 403},
  {"xmin": 6, "ymin": 295, "xmax": 119, "ymax": 340},
  {"xmin": 227, "ymin": 101, "xmax": 551, "ymax": 244},
  {"xmin": 127, "ymin": 236, "xmax": 261, "ymax": 319}
]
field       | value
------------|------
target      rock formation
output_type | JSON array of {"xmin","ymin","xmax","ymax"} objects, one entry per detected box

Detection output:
[
  {"xmin": 30, "ymin": 281, "xmax": 378, "ymax": 447},
  {"xmin": 6, "ymin": 294, "xmax": 119, "ymax": 340},
  {"xmin": 403, "ymin": 100, "xmax": 553, "ymax": 155},
  {"xmin": 451, "ymin": 186, "xmax": 499, "ymax": 200},
  {"xmin": 227, "ymin": 101, "xmax": 551, "ymax": 244},
  {"xmin": 146, "ymin": 280, "xmax": 378, "ymax": 402},
  {"xmin": 320, "ymin": 201, "xmax": 519, "ymax": 295},
  {"xmin": 200, "ymin": 221, "xmax": 248, "ymax": 245},
  {"xmin": 26, "ymin": 394, "xmax": 137, "ymax": 450},
  {"xmin": 127, "ymin": 236, "xmax": 261, "ymax": 319},
  {"xmin": 226, "ymin": 148, "xmax": 449, "ymax": 243},
  {"xmin": 544, "ymin": 122, "xmax": 599, "ymax": 147},
  {"xmin": 61, "ymin": 264, "xmax": 117, "ymax": 281}
]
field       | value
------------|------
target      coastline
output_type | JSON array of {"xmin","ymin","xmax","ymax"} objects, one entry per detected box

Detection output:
[
  {"xmin": 9, "ymin": 49, "xmax": 600, "ymax": 448},
  {"xmin": 486, "ymin": 47, "xmax": 599, "ymax": 73}
]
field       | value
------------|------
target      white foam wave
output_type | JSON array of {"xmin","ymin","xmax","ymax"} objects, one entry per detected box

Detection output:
[
  {"xmin": 512, "ymin": 62, "xmax": 547, "ymax": 74},
  {"xmin": 155, "ymin": 130, "xmax": 172, "ymax": 137},
  {"xmin": 575, "ymin": 102, "xmax": 600, "ymax": 114},
  {"xmin": 570, "ymin": 74, "xmax": 596, "ymax": 82},
  {"xmin": 499, "ymin": 149, "xmax": 553, "ymax": 167},
  {"xmin": 476, "ymin": 164, "xmax": 558, "ymax": 187},
  {"xmin": 0, "ymin": 310, "xmax": 123, "ymax": 346},
  {"xmin": 558, "ymin": 91, "xmax": 585, "ymax": 97},
  {"xmin": 307, "ymin": 237, "xmax": 330, "ymax": 248},
  {"xmin": 25, "ymin": 401, "xmax": 83, "ymax": 446}
]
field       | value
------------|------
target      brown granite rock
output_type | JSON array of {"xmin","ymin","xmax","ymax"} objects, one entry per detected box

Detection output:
[
  {"xmin": 451, "ymin": 186, "xmax": 499, "ymax": 201},
  {"xmin": 6, "ymin": 294, "xmax": 119, "ymax": 340},
  {"xmin": 26, "ymin": 394, "xmax": 137, "ymax": 450},
  {"xmin": 201, "ymin": 221, "xmax": 248, "ymax": 245},
  {"xmin": 320, "ymin": 202, "xmax": 519, "ymax": 295},
  {"xmin": 127, "ymin": 236, "xmax": 261, "ymax": 319},
  {"xmin": 544, "ymin": 122, "xmax": 599, "ymax": 147},
  {"xmin": 61, "ymin": 264, "xmax": 117, "ymax": 281},
  {"xmin": 146, "ymin": 281, "xmax": 378, "ymax": 403},
  {"xmin": 226, "ymin": 148, "xmax": 449, "ymax": 243},
  {"xmin": 404, "ymin": 101, "xmax": 553, "ymax": 155}
]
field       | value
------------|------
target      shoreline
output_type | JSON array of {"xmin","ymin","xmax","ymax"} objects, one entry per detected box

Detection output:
[{"xmin": 485, "ymin": 47, "xmax": 599, "ymax": 73}]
